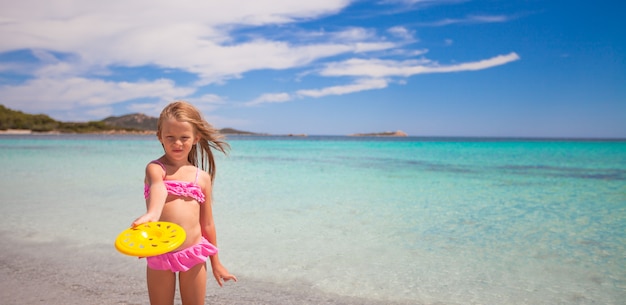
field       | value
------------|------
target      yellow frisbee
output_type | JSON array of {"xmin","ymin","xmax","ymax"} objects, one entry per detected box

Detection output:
[{"xmin": 115, "ymin": 222, "xmax": 186, "ymax": 257}]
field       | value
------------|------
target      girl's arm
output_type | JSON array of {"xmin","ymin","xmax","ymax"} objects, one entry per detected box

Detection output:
[
  {"xmin": 132, "ymin": 163, "xmax": 168, "ymax": 227},
  {"xmin": 200, "ymin": 173, "xmax": 237, "ymax": 286}
]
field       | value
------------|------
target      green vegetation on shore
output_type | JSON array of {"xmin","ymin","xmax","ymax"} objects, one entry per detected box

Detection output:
[
  {"xmin": 0, "ymin": 105, "xmax": 147, "ymax": 133},
  {"xmin": 0, "ymin": 105, "xmax": 57, "ymax": 132},
  {"xmin": 0, "ymin": 105, "xmax": 256, "ymax": 135}
]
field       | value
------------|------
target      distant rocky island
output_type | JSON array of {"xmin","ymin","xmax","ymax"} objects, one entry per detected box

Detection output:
[
  {"xmin": 1, "ymin": 104, "xmax": 406, "ymax": 136},
  {"xmin": 349, "ymin": 130, "xmax": 408, "ymax": 137},
  {"xmin": 102, "ymin": 113, "xmax": 157, "ymax": 131}
]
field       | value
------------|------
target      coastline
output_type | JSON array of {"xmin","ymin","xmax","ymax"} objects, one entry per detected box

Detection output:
[
  {"xmin": 0, "ymin": 128, "xmax": 405, "ymax": 138},
  {"xmin": 0, "ymin": 233, "xmax": 416, "ymax": 305},
  {"xmin": 0, "ymin": 129, "xmax": 42, "ymax": 135},
  {"xmin": 2, "ymin": 129, "xmax": 624, "ymax": 142},
  {"xmin": 0, "ymin": 129, "xmax": 155, "ymax": 135}
]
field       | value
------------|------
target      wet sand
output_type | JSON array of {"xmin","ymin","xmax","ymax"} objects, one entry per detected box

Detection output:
[{"xmin": 0, "ymin": 233, "xmax": 416, "ymax": 305}]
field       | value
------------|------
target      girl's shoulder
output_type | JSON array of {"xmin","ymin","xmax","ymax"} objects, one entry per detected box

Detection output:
[
  {"xmin": 145, "ymin": 159, "xmax": 166, "ymax": 174},
  {"xmin": 195, "ymin": 168, "xmax": 212, "ymax": 190},
  {"xmin": 195, "ymin": 167, "xmax": 211, "ymax": 181},
  {"xmin": 146, "ymin": 159, "xmax": 166, "ymax": 168}
]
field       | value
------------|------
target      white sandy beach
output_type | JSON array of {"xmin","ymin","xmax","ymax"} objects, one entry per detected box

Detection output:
[
  {"xmin": 0, "ymin": 232, "xmax": 416, "ymax": 305},
  {"xmin": 0, "ymin": 129, "xmax": 33, "ymax": 135}
]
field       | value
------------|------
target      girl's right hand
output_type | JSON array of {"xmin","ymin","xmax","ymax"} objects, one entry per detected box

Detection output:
[{"xmin": 131, "ymin": 213, "xmax": 159, "ymax": 227}]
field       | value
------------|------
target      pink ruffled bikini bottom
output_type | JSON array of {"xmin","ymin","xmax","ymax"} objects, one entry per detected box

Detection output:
[{"xmin": 146, "ymin": 237, "xmax": 218, "ymax": 272}]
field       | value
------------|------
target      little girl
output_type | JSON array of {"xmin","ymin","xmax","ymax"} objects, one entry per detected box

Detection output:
[{"xmin": 132, "ymin": 101, "xmax": 237, "ymax": 305}]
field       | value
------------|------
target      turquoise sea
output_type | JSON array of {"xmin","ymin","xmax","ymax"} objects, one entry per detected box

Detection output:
[{"xmin": 0, "ymin": 134, "xmax": 625, "ymax": 304}]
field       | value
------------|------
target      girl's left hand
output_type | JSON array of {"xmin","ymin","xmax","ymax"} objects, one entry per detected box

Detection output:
[{"xmin": 212, "ymin": 263, "xmax": 237, "ymax": 287}]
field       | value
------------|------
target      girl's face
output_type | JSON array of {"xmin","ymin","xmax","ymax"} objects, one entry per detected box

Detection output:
[{"xmin": 158, "ymin": 118, "xmax": 198, "ymax": 161}]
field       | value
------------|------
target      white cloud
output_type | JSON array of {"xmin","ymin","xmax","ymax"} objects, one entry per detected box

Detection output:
[
  {"xmin": 126, "ymin": 94, "xmax": 226, "ymax": 117},
  {"xmin": 387, "ymin": 26, "xmax": 415, "ymax": 41},
  {"xmin": 332, "ymin": 27, "xmax": 377, "ymax": 41},
  {"xmin": 246, "ymin": 92, "xmax": 292, "ymax": 106},
  {"xmin": 187, "ymin": 39, "xmax": 397, "ymax": 85},
  {"xmin": 0, "ymin": 77, "xmax": 194, "ymax": 112},
  {"xmin": 246, "ymin": 78, "xmax": 391, "ymax": 104},
  {"xmin": 86, "ymin": 107, "xmax": 115, "ymax": 119},
  {"xmin": 468, "ymin": 15, "xmax": 510, "ymax": 23},
  {"xmin": 297, "ymin": 78, "xmax": 388, "ymax": 98},
  {"xmin": 380, "ymin": 0, "xmax": 441, "ymax": 4},
  {"xmin": 260, "ymin": 52, "xmax": 519, "ymax": 99},
  {"xmin": 193, "ymin": 94, "xmax": 227, "ymax": 105},
  {"xmin": 0, "ymin": 0, "xmax": 522, "ymax": 121},
  {"xmin": 0, "ymin": 0, "xmax": 379, "ymax": 118},
  {"xmin": 425, "ymin": 52, "xmax": 521, "ymax": 72},
  {"xmin": 421, "ymin": 14, "xmax": 511, "ymax": 27},
  {"xmin": 0, "ymin": 62, "xmax": 30, "ymax": 74},
  {"xmin": 245, "ymin": 52, "xmax": 519, "ymax": 103},
  {"xmin": 0, "ymin": 0, "xmax": 362, "ymax": 85},
  {"xmin": 127, "ymin": 103, "xmax": 165, "ymax": 117},
  {"xmin": 319, "ymin": 52, "xmax": 520, "ymax": 78}
]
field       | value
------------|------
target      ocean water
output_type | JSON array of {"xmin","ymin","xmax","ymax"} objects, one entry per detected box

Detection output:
[{"xmin": 0, "ymin": 134, "xmax": 625, "ymax": 304}]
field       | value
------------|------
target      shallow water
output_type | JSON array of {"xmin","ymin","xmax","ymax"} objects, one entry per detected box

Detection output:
[{"xmin": 1, "ymin": 134, "xmax": 625, "ymax": 304}]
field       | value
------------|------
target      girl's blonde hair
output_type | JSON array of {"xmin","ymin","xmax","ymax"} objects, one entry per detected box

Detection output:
[{"xmin": 157, "ymin": 101, "xmax": 229, "ymax": 182}]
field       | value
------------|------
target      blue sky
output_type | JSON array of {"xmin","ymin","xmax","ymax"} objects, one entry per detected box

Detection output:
[{"xmin": 1, "ymin": 0, "xmax": 624, "ymax": 138}]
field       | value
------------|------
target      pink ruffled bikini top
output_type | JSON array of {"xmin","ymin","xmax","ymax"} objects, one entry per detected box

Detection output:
[{"xmin": 143, "ymin": 160, "xmax": 205, "ymax": 203}]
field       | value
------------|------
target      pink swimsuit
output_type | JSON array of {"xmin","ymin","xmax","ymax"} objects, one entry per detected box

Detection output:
[
  {"xmin": 143, "ymin": 160, "xmax": 205, "ymax": 203},
  {"xmin": 143, "ymin": 160, "xmax": 218, "ymax": 272}
]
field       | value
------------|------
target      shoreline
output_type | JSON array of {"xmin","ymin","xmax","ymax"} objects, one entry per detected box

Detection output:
[
  {"xmin": 0, "ymin": 129, "xmax": 41, "ymax": 135},
  {"xmin": 1, "ymin": 129, "xmax": 624, "ymax": 142},
  {"xmin": 0, "ymin": 233, "xmax": 416, "ymax": 305},
  {"xmin": 0, "ymin": 129, "xmax": 155, "ymax": 135}
]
